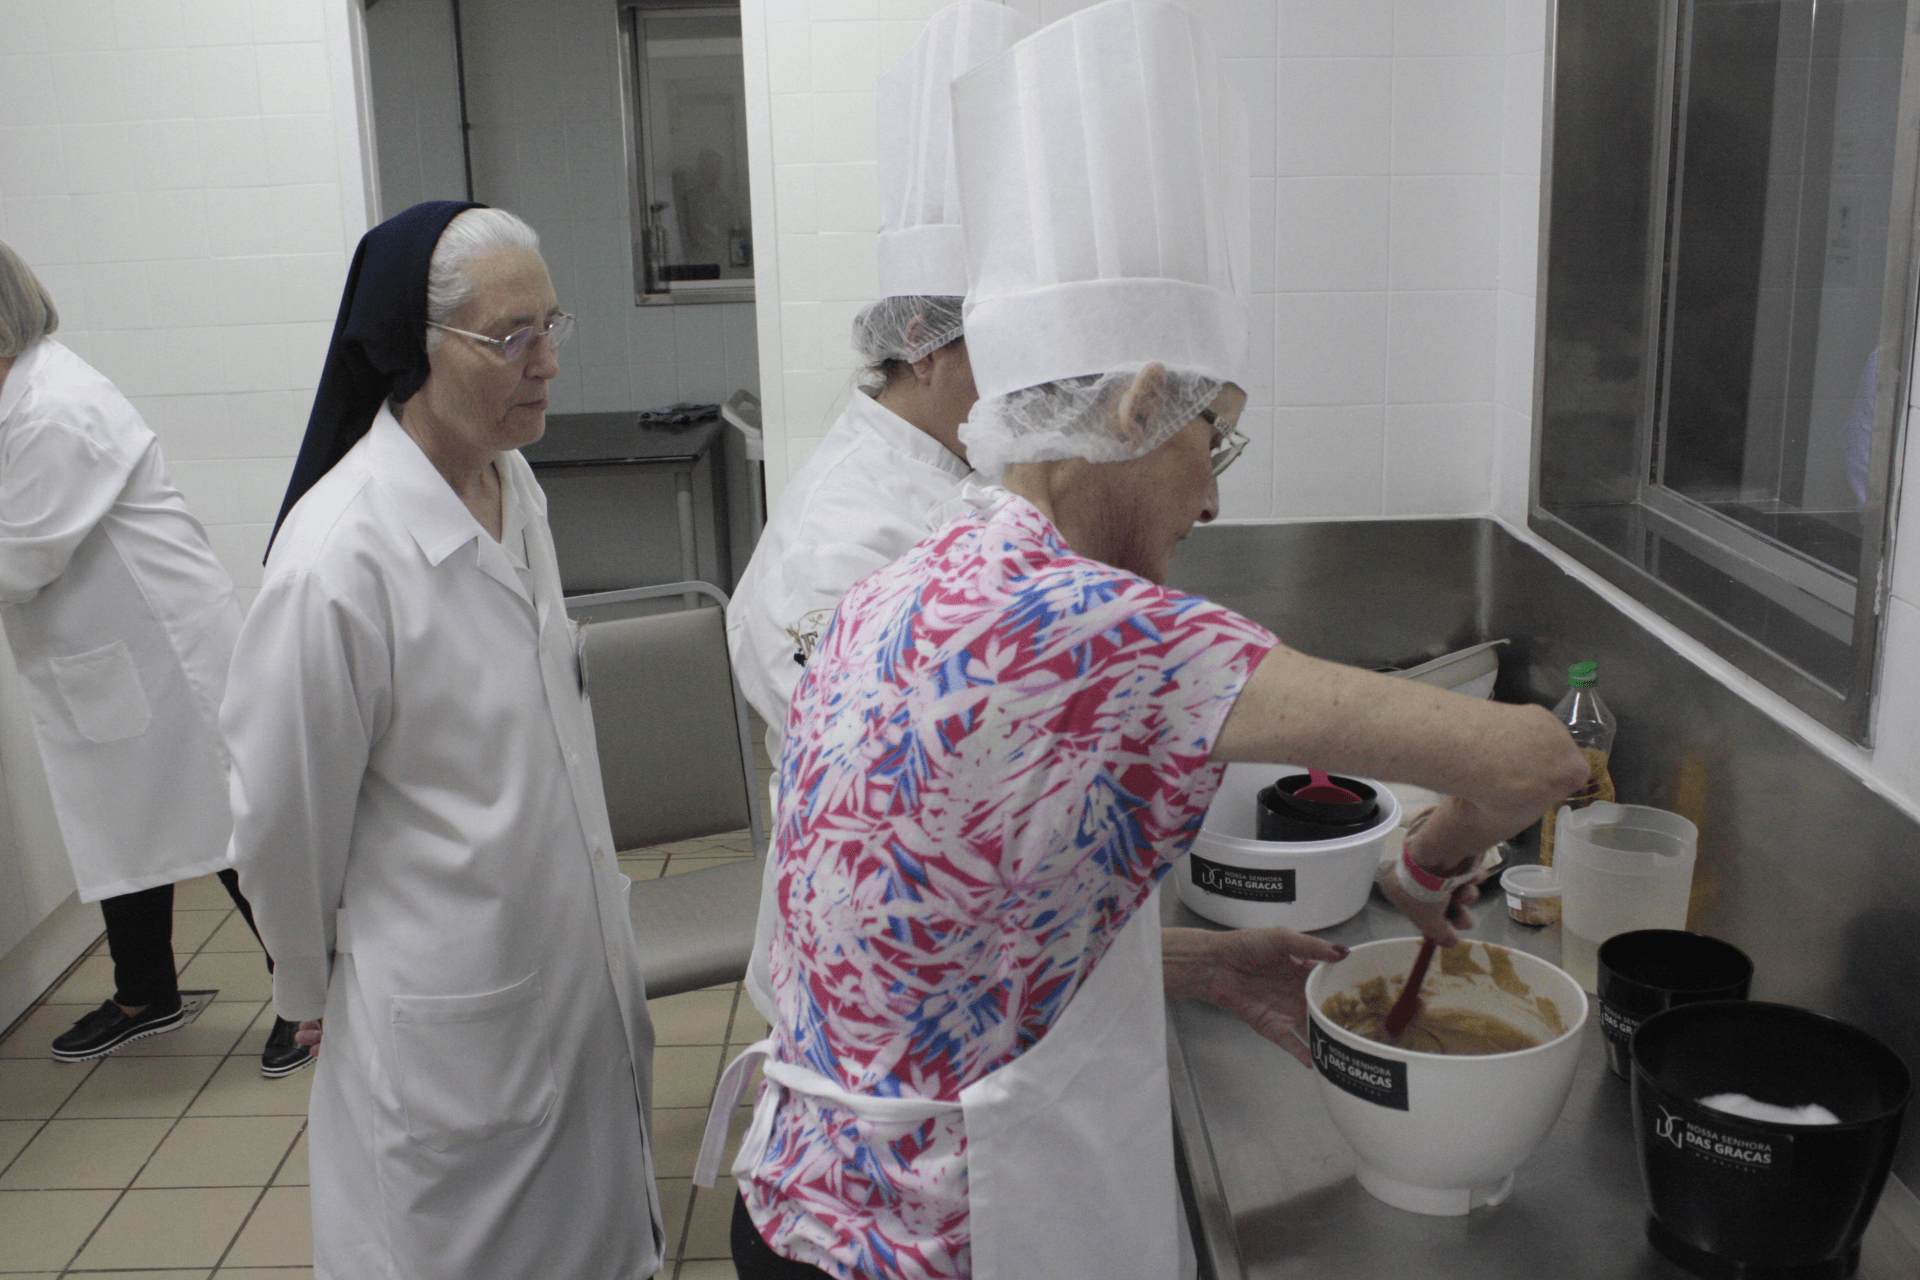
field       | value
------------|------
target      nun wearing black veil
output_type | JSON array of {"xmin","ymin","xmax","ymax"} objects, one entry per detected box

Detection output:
[{"xmin": 222, "ymin": 202, "xmax": 664, "ymax": 1280}]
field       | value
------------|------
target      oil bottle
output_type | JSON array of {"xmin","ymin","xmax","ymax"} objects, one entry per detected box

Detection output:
[{"xmin": 1539, "ymin": 661, "xmax": 1616, "ymax": 866}]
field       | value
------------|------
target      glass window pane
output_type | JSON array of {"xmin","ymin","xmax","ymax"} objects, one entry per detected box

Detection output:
[
  {"xmin": 1657, "ymin": 0, "xmax": 1905, "ymax": 580},
  {"xmin": 636, "ymin": 11, "xmax": 753, "ymax": 292}
]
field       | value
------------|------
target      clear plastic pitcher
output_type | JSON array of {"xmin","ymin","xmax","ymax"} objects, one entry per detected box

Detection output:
[{"xmin": 1554, "ymin": 802, "xmax": 1697, "ymax": 992}]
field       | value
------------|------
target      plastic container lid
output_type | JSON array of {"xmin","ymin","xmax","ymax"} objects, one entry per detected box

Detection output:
[{"xmin": 1502, "ymin": 864, "xmax": 1561, "ymax": 898}]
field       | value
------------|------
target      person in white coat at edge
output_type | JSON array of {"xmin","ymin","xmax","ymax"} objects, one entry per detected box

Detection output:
[
  {"xmin": 0, "ymin": 239, "xmax": 308, "ymax": 1076},
  {"xmin": 727, "ymin": 0, "xmax": 1035, "ymax": 1023},
  {"xmin": 222, "ymin": 202, "xmax": 664, "ymax": 1280},
  {"xmin": 695, "ymin": 5, "xmax": 1591, "ymax": 1279}
]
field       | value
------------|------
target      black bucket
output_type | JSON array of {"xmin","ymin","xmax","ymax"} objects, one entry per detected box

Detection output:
[
  {"xmin": 1256, "ymin": 774, "xmax": 1380, "ymax": 842},
  {"xmin": 1630, "ymin": 1001, "xmax": 1912, "ymax": 1279}
]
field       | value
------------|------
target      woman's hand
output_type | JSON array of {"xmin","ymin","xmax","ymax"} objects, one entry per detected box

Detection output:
[
  {"xmin": 1161, "ymin": 926, "xmax": 1349, "ymax": 1066},
  {"xmin": 296, "ymin": 1019, "xmax": 323, "ymax": 1055},
  {"xmin": 1376, "ymin": 804, "xmax": 1500, "ymax": 947}
]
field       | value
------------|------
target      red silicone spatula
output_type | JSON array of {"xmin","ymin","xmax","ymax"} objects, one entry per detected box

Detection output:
[
  {"xmin": 1296, "ymin": 768, "xmax": 1364, "ymax": 805},
  {"xmin": 1382, "ymin": 938, "xmax": 1439, "ymax": 1041}
]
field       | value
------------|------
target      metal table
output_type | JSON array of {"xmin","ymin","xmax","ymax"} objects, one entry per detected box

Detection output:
[
  {"xmin": 1163, "ymin": 886, "xmax": 1920, "ymax": 1280},
  {"xmin": 523, "ymin": 412, "xmax": 729, "ymax": 592}
]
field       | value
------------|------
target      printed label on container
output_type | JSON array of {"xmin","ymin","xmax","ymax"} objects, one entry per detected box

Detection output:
[
  {"xmin": 1599, "ymin": 1000, "xmax": 1642, "ymax": 1047},
  {"xmin": 1646, "ymin": 1093, "xmax": 1795, "ymax": 1181},
  {"xmin": 1310, "ymin": 1021, "xmax": 1409, "ymax": 1111},
  {"xmin": 1189, "ymin": 853, "xmax": 1296, "ymax": 903}
]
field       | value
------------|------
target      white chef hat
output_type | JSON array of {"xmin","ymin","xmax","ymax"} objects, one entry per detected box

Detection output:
[
  {"xmin": 875, "ymin": 0, "xmax": 1037, "ymax": 301},
  {"xmin": 951, "ymin": 0, "xmax": 1250, "ymax": 478},
  {"xmin": 856, "ymin": 1, "xmax": 1037, "ymax": 368}
]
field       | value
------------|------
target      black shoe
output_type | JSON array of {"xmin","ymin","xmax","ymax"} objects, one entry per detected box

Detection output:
[
  {"xmin": 51, "ymin": 996, "xmax": 186, "ymax": 1062},
  {"xmin": 260, "ymin": 1016, "xmax": 313, "ymax": 1079}
]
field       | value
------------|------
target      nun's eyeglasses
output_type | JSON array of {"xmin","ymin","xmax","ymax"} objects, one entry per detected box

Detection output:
[
  {"xmin": 1198, "ymin": 406, "xmax": 1247, "ymax": 476},
  {"xmin": 429, "ymin": 312, "xmax": 576, "ymax": 362}
]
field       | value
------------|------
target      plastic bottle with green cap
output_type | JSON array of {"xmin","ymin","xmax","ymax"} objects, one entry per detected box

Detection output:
[{"xmin": 1539, "ymin": 661, "xmax": 1618, "ymax": 866}]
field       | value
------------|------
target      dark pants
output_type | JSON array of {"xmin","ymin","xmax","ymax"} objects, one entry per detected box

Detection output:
[
  {"xmin": 98, "ymin": 868, "xmax": 269, "ymax": 1008},
  {"xmin": 731, "ymin": 1193, "xmax": 839, "ymax": 1280}
]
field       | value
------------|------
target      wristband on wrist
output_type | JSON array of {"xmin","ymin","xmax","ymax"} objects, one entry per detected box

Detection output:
[{"xmin": 1397, "ymin": 844, "xmax": 1479, "ymax": 903}]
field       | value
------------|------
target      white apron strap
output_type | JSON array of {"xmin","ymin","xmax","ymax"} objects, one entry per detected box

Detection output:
[{"xmin": 693, "ymin": 1037, "xmax": 959, "ymax": 1187}]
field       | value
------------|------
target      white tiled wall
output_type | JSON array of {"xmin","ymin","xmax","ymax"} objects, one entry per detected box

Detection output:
[
  {"xmin": 743, "ymin": 0, "xmax": 1530, "ymax": 521},
  {"xmin": 366, "ymin": 0, "xmax": 762, "ymax": 417},
  {"xmin": 0, "ymin": 0, "xmax": 367, "ymax": 597}
]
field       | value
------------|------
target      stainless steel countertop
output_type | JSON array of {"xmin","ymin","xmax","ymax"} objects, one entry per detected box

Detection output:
[{"xmin": 1162, "ymin": 885, "xmax": 1920, "ymax": 1280}]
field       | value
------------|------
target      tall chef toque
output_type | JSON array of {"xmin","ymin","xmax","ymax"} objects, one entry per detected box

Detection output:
[
  {"xmin": 950, "ymin": 0, "xmax": 1250, "ymax": 476},
  {"xmin": 854, "ymin": 0, "xmax": 1036, "ymax": 366}
]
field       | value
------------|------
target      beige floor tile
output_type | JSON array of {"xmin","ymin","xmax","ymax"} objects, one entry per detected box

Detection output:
[
  {"xmin": 216, "ymin": 1271, "xmax": 312, "ymax": 1279},
  {"xmin": 0, "ymin": 1057, "xmax": 97, "ymax": 1120},
  {"xmin": 651, "ymin": 990, "xmax": 736, "ymax": 1046},
  {"xmin": 649, "ymin": 1107, "xmax": 709, "ymax": 1181},
  {"xmin": 653, "ymin": 1046, "xmax": 726, "ymax": 1109},
  {"xmin": 222, "ymin": 1184, "xmax": 312, "ymax": 1268},
  {"xmin": 272, "ymin": 1130, "xmax": 307, "ymax": 1186},
  {"xmin": 57, "ymin": 1055, "xmax": 222, "ymax": 1120},
  {"xmin": 676, "ymin": 1262, "xmax": 740, "ymax": 1279},
  {"xmin": 682, "ymin": 1178, "xmax": 737, "ymax": 1258},
  {"xmin": 71, "ymin": 1185, "xmax": 258, "ymax": 1269},
  {"xmin": 173, "ymin": 909, "xmax": 231, "ymax": 954},
  {"xmin": 0, "ymin": 1118, "xmax": 40, "ymax": 1169},
  {"xmin": 118, "ymin": 999, "xmax": 264, "ymax": 1060},
  {"xmin": 177, "ymin": 952, "xmax": 275, "ymax": 1003},
  {"xmin": 134, "ymin": 1115, "xmax": 305, "ymax": 1189},
  {"xmin": 0, "ymin": 1004, "xmax": 88, "ymax": 1056},
  {"xmin": 729, "ymin": 996, "xmax": 770, "ymax": 1044},
  {"xmin": 652, "ymin": 837, "xmax": 726, "ymax": 855},
  {"xmin": 657, "ymin": 1176, "xmax": 691, "ymax": 1254},
  {"xmin": 200, "ymin": 914, "xmax": 265, "ymax": 954},
  {"xmin": 619, "ymin": 855, "xmax": 668, "ymax": 880},
  {"xmin": 185, "ymin": 1056, "xmax": 314, "ymax": 1118},
  {"xmin": 46, "ymin": 954, "xmax": 118, "ymax": 1004},
  {"xmin": 65, "ymin": 1271, "xmax": 211, "ymax": 1278},
  {"xmin": 0, "ymin": 1187, "xmax": 119, "ymax": 1270},
  {"xmin": 175, "ymin": 876, "xmax": 237, "ymax": 910},
  {"xmin": 233, "ymin": 1003, "xmax": 279, "ymax": 1057},
  {"xmin": 0, "ymin": 1117, "xmax": 172, "ymax": 1189}
]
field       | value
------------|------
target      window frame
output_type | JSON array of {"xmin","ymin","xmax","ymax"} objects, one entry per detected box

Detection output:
[
  {"xmin": 618, "ymin": 0, "xmax": 756, "ymax": 307},
  {"xmin": 1532, "ymin": 0, "xmax": 1920, "ymax": 744}
]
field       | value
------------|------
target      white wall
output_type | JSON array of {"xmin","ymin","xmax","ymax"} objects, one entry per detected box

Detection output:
[
  {"xmin": 367, "ymin": 0, "xmax": 762, "ymax": 417},
  {"xmin": 0, "ymin": 0, "xmax": 370, "ymax": 600},
  {"xmin": 742, "ymin": 0, "xmax": 1521, "ymax": 518}
]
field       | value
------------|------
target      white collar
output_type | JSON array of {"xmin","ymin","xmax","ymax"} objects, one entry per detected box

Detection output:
[
  {"xmin": 0, "ymin": 338, "xmax": 55, "ymax": 424},
  {"xmin": 845, "ymin": 390, "xmax": 972, "ymax": 479}
]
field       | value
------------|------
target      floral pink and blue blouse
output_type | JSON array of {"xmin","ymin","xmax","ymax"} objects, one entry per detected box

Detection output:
[{"xmin": 741, "ymin": 493, "xmax": 1276, "ymax": 1280}]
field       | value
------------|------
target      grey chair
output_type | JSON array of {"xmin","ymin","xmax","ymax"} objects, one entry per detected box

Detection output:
[{"xmin": 567, "ymin": 581, "xmax": 767, "ymax": 999}]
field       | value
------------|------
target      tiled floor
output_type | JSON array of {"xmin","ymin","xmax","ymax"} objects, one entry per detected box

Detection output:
[{"xmin": 0, "ymin": 831, "xmax": 767, "ymax": 1280}]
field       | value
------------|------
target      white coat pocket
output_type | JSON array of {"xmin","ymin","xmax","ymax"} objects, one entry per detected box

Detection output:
[
  {"xmin": 389, "ymin": 971, "xmax": 558, "ymax": 1153},
  {"xmin": 49, "ymin": 640, "xmax": 152, "ymax": 743}
]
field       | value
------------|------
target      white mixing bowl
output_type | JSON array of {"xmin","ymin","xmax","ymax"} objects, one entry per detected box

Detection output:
[
  {"xmin": 1304, "ymin": 937, "xmax": 1589, "ymax": 1216},
  {"xmin": 1175, "ymin": 763, "xmax": 1400, "ymax": 931}
]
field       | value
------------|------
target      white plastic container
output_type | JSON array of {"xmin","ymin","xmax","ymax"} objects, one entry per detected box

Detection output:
[
  {"xmin": 1555, "ymin": 801, "xmax": 1697, "ymax": 992},
  {"xmin": 1174, "ymin": 763, "xmax": 1400, "ymax": 931},
  {"xmin": 1305, "ymin": 938, "xmax": 1589, "ymax": 1216}
]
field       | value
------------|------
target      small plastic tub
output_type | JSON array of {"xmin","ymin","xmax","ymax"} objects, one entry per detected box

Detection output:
[{"xmin": 1501, "ymin": 864, "xmax": 1561, "ymax": 927}]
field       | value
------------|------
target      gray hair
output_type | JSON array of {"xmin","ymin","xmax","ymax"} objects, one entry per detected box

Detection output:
[
  {"xmin": 852, "ymin": 295, "xmax": 966, "ymax": 389},
  {"xmin": 0, "ymin": 239, "xmax": 59, "ymax": 359},
  {"xmin": 958, "ymin": 365, "xmax": 1222, "ymax": 482},
  {"xmin": 423, "ymin": 207, "xmax": 542, "ymax": 352}
]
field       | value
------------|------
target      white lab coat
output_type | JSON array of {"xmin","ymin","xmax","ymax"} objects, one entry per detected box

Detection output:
[
  {"xmin": 0, "ymin": 338, "xmax": 238, "ymax": 902},
  {"xmin": 727, "ymin": 389, "xmax": 970, "ymax": 759},
  {"xmin": 224, "ymin": 408, "xmax": 662, "ymax": 1280},
  {"xmin": 726, "ymin": 390, "xmax": 969, "ymax": 1016}
]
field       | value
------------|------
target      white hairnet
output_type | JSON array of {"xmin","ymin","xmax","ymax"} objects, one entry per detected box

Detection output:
[
  {"xmin": 851, "ymin": 294, "xmax": 965, "ymax": 366},
  {"xmin": 959, "ymin": 364, "xmax": 1223, "ymax": 482}
]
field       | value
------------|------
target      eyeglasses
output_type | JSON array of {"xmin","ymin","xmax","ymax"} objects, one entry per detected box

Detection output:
[
  {"xmin": 428, "ymin": 312, "xmax": 576, "ymax": 362},
  {"xmin": 1198, "ymin": 405, "xmax": 1247, "ymax": 476}
]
